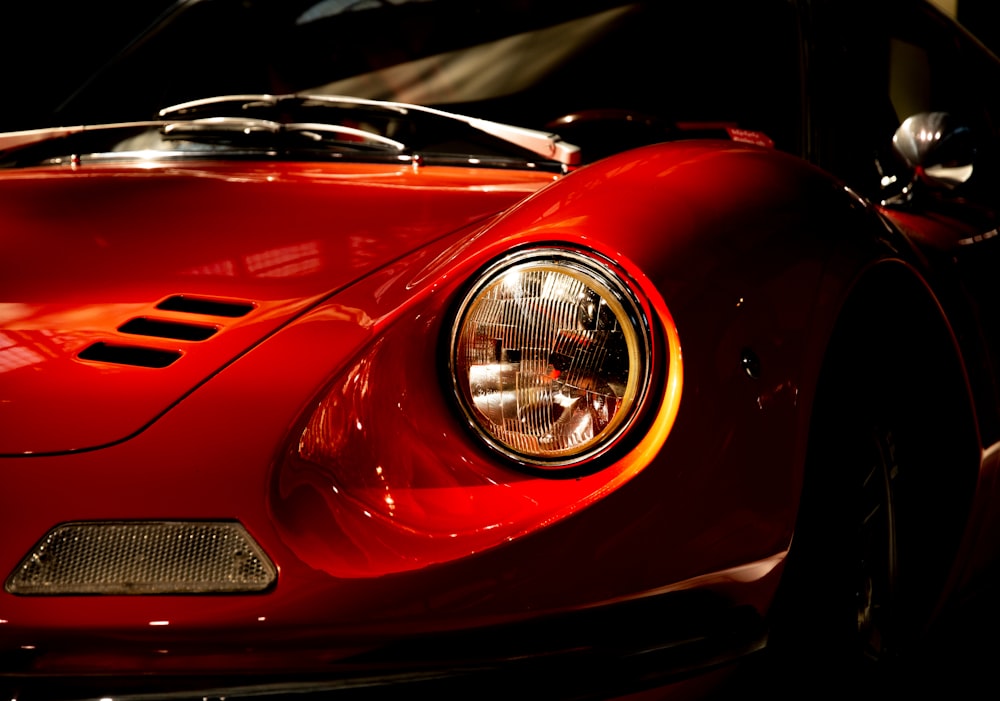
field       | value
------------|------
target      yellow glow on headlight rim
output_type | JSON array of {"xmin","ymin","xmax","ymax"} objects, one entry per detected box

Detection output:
[{"xmin": 450, "ymin": 249, "xmax": 654, "ymax": 469}]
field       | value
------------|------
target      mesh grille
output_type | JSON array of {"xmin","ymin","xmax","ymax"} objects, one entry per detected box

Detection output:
[{"xmin": 5, "ymin": 521, "xmax": 276, "ymax": 595}]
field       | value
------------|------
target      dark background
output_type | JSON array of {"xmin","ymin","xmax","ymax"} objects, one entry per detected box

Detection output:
[
  {"xmin": 955, "ymin": 0, "xmax": 1000, "ymax": 52},
  {"xmin": 1, "ymin": 0, "xmax": 999, "ymax": 133}
]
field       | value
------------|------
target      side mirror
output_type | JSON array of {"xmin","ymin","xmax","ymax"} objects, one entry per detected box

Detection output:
[{"xmin": 892, "ymin": 112, "xmax": 975, "ymax": 191}]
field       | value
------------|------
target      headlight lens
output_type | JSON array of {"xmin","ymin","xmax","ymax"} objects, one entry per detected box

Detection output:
[{"xmin": 451, "ymin": 249, "xmax": 652, "ymax": 468}]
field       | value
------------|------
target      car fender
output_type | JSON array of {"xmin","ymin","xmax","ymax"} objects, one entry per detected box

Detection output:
[{"xmin": 265, "ymin": 140, "xmax": 921, "ymax": 604}]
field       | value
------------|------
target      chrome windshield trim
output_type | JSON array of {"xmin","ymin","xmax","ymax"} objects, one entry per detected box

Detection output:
[
  {"xmin": 160, "ymin": 116, "xmax": 406, "ymax": 151},
  {"xmin": 162, "ymin": 116, "xmax": 283, "ymax": 134},
  {"xmin": 284, "ymin": 122, "xmax": 407, "ymax": 151},
  {"xmin": 159, "ymin": 92, "xmax": 581, "ymax": 166},
  {"xmin": 299, "ymin": 93, "xmax": 581, "ymax": 166},
  {"xmin": 0, "ymin": 92, "xmax": 577, "ymax": 170}
]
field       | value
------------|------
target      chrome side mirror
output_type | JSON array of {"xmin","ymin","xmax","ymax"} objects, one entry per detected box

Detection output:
[{"xmin": 892, "ymin": 112, "xmax": 975, "ymax": 190}]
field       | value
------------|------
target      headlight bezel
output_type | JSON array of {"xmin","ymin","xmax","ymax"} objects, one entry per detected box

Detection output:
[{"xmin": 448, "ymin": 246, "xmax": 659, "ymax": 473}]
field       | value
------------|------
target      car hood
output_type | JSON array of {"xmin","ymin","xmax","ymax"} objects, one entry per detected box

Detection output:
[{"xmin": 0, "ymin": 161, "xmax": 552, "ymax": 455}]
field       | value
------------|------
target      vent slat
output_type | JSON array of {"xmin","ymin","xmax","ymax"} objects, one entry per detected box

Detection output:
[
  {"xmin": 78, "ymin": 343, "xmax": 181, "ymax": 368},
  {"xmin": 119, "ymin": 318, "xmax": 218, "ymax": 342},
  {"xmin": 156, "ymin": 296, "xmax": 255, "ymax": 318}
]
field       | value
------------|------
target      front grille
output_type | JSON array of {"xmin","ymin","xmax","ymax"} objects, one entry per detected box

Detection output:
[{"xmin": 5, "ymin": 521, "xmax": 276, "ymax": 595}]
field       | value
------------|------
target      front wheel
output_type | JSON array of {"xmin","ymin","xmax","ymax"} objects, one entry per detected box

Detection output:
[
  {"xmin": 853, "ymin": 423, "xmax": 902, "ymax": 663},
  {"xmin": 768, "ymin": 395, "xmax": 914, "ymax": 682},
  {"xmin": 762, "ymin": 272, "xmax": 978, "ymax": 696}
]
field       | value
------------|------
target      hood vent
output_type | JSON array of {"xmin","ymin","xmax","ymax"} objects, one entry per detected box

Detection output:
[
  {"xmin": 118, "ymin": 317, "xmax": 218, "ymax": 341},
  {"xmin": 156, "ymin": 295, "xmax": 256, "ymax": 318},
  {"xmin": 78, "ymin": 342, "xmax": 182, "ymax": 368},
  {"xmin": 76, "ymin": 295, "xmax": 257, "ymax": 369}
]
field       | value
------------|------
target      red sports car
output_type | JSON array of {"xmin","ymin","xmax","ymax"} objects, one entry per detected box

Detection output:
[{"xmin": 2, "ymin": 0, "xmax": 1000, "ymax": 697}]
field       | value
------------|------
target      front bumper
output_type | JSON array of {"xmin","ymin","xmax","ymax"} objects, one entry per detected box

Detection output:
[{"xmin": 1, "ymin": 588, "xmax": 766, "ymax": 701}]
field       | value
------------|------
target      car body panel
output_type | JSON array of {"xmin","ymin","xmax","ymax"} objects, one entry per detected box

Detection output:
[
  {"xmin": 0, "ymin": 162, "xmax": 555, "ymax": 454},
  {"xmin": 3, "ymin": 0, "xmax": 1000, "ymax": 697},
  {"xmin": 1, "ymin": 141, "xmax": 886, "ymax": 661}
]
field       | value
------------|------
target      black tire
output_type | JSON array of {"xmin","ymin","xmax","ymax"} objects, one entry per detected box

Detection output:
[
  {"xmin": 766, "ymin": 275, "xmax": 977, "ymax": 696},
  {"xmin": 767, "ymin": 374, "xmax": 913, "ymax": 689}
]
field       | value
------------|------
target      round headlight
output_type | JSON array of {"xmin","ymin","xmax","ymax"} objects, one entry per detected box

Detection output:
[{"xmin": 450, "ymin": 249, "xmax": 653, "ymax": 469}]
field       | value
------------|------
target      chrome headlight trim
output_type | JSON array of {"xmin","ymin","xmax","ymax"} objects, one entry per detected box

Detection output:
[{"xmin": 449, "ymin": 248, "xmax": 655, "ymax": 470}]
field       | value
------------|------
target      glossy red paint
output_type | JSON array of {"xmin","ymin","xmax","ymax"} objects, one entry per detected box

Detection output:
[
  {"xmin": 0, "ymin": 161, "xmax": 556, "ymax": 455},
  {"xmin": 1, "ymin": 142, "xmax": 871, "ymax": 673},
  {"xmin": 4, "ymin": 0, "xmax": 1000, "ymax": 696},
  {"xmin": 267, "ymin": 141, "xmax": 858, "ymax": 580}
]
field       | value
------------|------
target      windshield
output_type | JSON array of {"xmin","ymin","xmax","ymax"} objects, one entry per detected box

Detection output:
[
  {"xmin": 6, "ymin": 0, "xmax": 801, "ymax": 164},
  {"xmin": 0, "ymin": 94, "xmax": 580, "ymax": 170}
]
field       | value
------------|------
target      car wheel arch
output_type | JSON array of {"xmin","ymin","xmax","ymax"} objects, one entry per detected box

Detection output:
[{"xmin": 771, "ymin": 257, "xmax": 980, "ymax": 672}]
